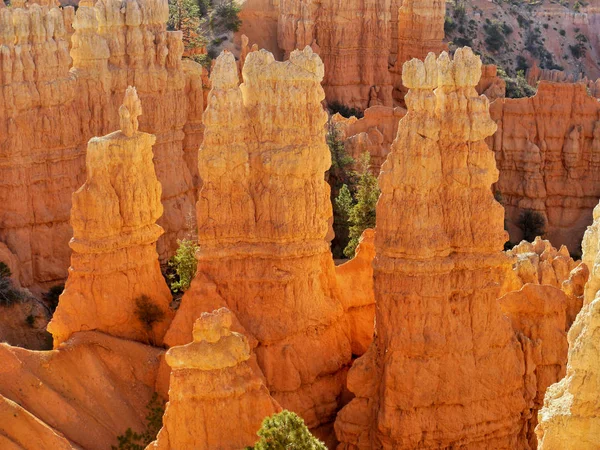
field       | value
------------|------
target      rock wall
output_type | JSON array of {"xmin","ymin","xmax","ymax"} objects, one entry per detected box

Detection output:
[
  {"xmin": 390, "ymin": 0, "xmax": 447, "ymax": 103},
  {"xmin": 477, "ymin": 64, "xmax": 506, "ymax": 101},
  {"xmin": 148, "ymin": 308, "xmax": 280, "ymax": 450},
  {"xmin": 332, "ymin": 105, "xmax": 406, "ymax": 175},
  {"xmin": 489, "ymin": 81, "xmax": 600, "ymax": 254},
  {"xmin": 166, "ymin": 48, "xmax": 351, "ymax": 429},
  {"xmin": 47, "ymin": 88, "xmax": 173, "ymax": 347},
  {"xmin": 0, "ymin": 3, "xmax": 81, "ymax": 291},
  {"xmin": 278, "ymin": 0, "xmax": 394, "ymax": 109},
  {"xmin": 335, "ymin": 48, "xmax": 527, "ymax": 449},
  {"xmin": 0, "ymin": 0, "xmax": 201, "ymax": 291},
  {"xmin": 537, "ymin": 253, "xmax": 600, "ymax": 447},
  {"xmin": 0, "ymin": 331, "xmax": 164, "ymax": 450}
]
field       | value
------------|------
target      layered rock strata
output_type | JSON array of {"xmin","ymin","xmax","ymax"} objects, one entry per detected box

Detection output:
[
  {"xmin": 167, "ymin": 48, "xmax": 352, "ymax": 428},
  {"xmin": 148, "ymin": 308, "xmax": 280, "ymax": 450},
  {"xmin": 47, "ymin": 88, "xmax": 172, "ymax": 347},
  {"xmin": 476, "ymin": 64, "xmax": 506, "ymax": 101},
  {"xmin": 488, "ymin": 81, "xmax": 600, "ymax": 253},
  {"xmin": 0, "ymin": 0, "xmax": 201, "ymax": 290},
  {"xmin": 389, "ymin": 0, "xmax": 447, "ymax": 103},
  {"xmin": 277, "ymin": 0, "xmax": 394, "ymax": 109},
  {"xmin": 335, "ymin": 48, "xmax": 527, "ymax": 449}
]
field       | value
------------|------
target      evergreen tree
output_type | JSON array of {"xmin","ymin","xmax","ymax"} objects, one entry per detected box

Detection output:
[
  {"xmin": 247, "ymin": 410, "xmax": 327, "ymax": 450},
  {"xmin": 167, "ymin": 0, "xmax": 207, "ymax": 51},
  {"xmin": 340, "ymin": 152, "xmax": 379, "ymax": 258}
]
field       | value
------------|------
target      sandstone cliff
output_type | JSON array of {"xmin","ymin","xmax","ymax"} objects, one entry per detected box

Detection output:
[
  {"xmin": 335, "ymin": 229, "xmax": 375, "ymax": 356},
  {"xmin": 489, "ymin": 81, "xmax": 600, "ymax": 254},
  {"xmin": 0, "ymin": 0, "xmax": 201, "ymax": 291},
  {"xmin": 48, "ymin": 87, "xmax": 172, "ymax": 347},
  {"xmin": 166, "ymin": 48, "xmax": 352, "ymax": 429},
  {"xmin": 148, "ymin": 308, "xmax": 280, "ymax": 450},
  {"xmin": 537, "ymin": 287, "xmax": 600, "ymax": 448},
  {"xmin": 0, "ymin": 331, "xmax": 164, "ymax": 450},
  {"xmin": 335, "ymin": 48, "xmax": 527, "ymax": 449}
]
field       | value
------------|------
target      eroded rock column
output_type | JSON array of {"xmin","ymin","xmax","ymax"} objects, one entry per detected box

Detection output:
[
  {"xmin": 148, "ymin": 308, "xmax": 280, "ymax": 450},
  {"xmin": 48, "ymin": 87, "xmax": 172, "ymax": 347},
  {"xmin": 335, "ymin": 48, "xmax": 527, "ymax": 449},
  {"xmin": 167, "ymin": 48, "xmax": 352, "ymax": 428}
]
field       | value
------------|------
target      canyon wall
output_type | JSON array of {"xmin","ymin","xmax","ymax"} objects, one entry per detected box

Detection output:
[
  {"xmin": 335, "ymin": 48, "xmax": 527, "ymax": 449},
  {"xmin": 537, "ymin": 205, "xmax": 600, "ymax": 448},
  {"xmin": 166, "ymin": 48, "xmax": 352, "ymax": 429},
  {"xmin": 239, "ymin": 0, "xmax": 446, "ymax": 109},
  {"xmin": 47, "ymin": 88, "xmax": 173, "ymax": 347},
  {"xmin": 488, "ymin": 81, "xmax": 600, "ymax": 254},
  {"xmin": 0, "ymin": 0, "xmax": 201, "ymax": 291},
  {"xmin": 148, "ymin": 308, "xmax": 280, "ymax": 450}
]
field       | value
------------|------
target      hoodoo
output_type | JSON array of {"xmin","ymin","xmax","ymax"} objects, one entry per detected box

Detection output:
[
  {"xmin": 48, "ymin": 87, "xmax": 173, "ymax": 347},
  {"xmin": 335, "ymin": 48, "xmax": 527, "ymax": 449}
]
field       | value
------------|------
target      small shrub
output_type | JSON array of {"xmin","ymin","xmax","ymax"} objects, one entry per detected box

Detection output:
[
  {"xmin": 453, "ymin": 0, "xmax": 467, "ymax": 22},
  {"xmin": 113, "ymin": 393, "xmax": 165, "ymax": 450},
  {"xmin": 213, "ymin": 0, "xmax": 242, "ymax": 32},
  {"xmin": 26, "ymin": 314, "xmax": 35, "ymax": 328},
  {"xmin": 168, "ymin": 239, "xmax": 199, "ymax": 293},
  {"xmin": 43, "ymin": 284, "xmax": 64, "ymax": 314},
  {"xmin": 328, "ymin": 102, "xmax": 363, "ymax": 119},
  {"xmin": 502, "ymin": 22, "xmax": 513, "ymax": 35},
  {"xmin": 134, "ymin": 295, "xmax": 166, "ymax": 345},
  {"xmin": 518, "ymin": 209, "xmax": 546, "ymax": 242},
  {"xmin": 516, "ymin": 54, "xmax": 529, "ymax": 72},
  {"xmin": 484, "ymin": 21, "xmax": 507, "ymax": 51},
  {"xmin": 190, "ymin": 53, "xmax": 212, "ymax": 69},
  {"xmin": 499, "ymin": 68, "xmax": 537, "ymax": 98},
  {"xmin": 569, "ymin": 43, "xmax": 585, "ymax": 58},
  {"xmin": 444, "ymin": 16, "xmax": 457, "ymax": 34},
  {"xmin": 246, "ymin": 410, "xmax": 327, "ymax": 450},
  {"xmin": 0, "ymin": 262, "xmax": 24, "ymax": 307},
  {"xmin": 542, "ymin": 23, "xmax": 548, "ymax": 29},
  {"xmin": 559, "ymin": 29, "xmax": 566, "ymax": 36}
]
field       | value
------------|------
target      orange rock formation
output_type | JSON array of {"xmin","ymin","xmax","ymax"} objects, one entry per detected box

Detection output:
[
  {"xmin": 48, "ymin": 87, "xmax": 172, "ymax": 347},
  {"xmin": 0, "ymin": 0, "xmax": 201, "ymax": 290},
  {"xmin": 332, "ymin": 106, "xmax": 406, "ymax": 175},
  {"xmin": 536, "ymin": 209, "xmax": 600, "ymax": 447},
  {"xmin": 148, "ymin": 308, "xmax": 280, "ymax": 450},
  {"xmin": 167, "ymin": 48, "xmax": 352, "ymax": 429},
  {"xmin": 335, "ymin": 229, "xmax": 375, "ymax": 356},
  {"xmin": 335, "ymin": 48, "xmax": 527, "ymax": 449},
  {"xmin": 0, "ymin": 331, "xmax": 164, "ymax": 450},
  {"xmin": 476, "ymin": 64, "xmax": 507, "ymax": 101},
  {"xmin": 390, "ymin": 0, "xmax": 447, "ymax": 102},
  {"xmin": 488, "ymin": 81, "xmax": 600, "ymax": 254}
]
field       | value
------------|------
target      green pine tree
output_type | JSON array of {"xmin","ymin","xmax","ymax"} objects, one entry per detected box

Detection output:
[
  {"xmin": 343, "ymin": 152, "xmax": 379, "ymax": 258},
  {"xmin": 247, "ymin": 410, "xmax": 327, "ymax": 450}
]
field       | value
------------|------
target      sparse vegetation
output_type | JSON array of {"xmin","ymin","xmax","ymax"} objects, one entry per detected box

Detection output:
[
  {"xmin": 498, "ymin": 68, "xmax": 537, "ymax": 98},
  {"xmin": 212, "ymin": 0, "xmax": 242, "ymax": 32},
  {"xmin": 328, "ymin": 102, "xmax": 364, "ymax": 119},
  {"xmin": 518, "ymin": 209, "xmax": 546, "ymax": 242},
  {"xmin": 484, "ymin": 21, "xmax": 508, "ymax": 51},
  {"xmin": 335, "ymin": 153, "xmax": 379, "ymax": 259},
  {"xmin": 167, "ymin": 238, "xmax": 199, "ymax": 293},
  {"xmin": 134, "ymin": 295, "xmax": 166, "ymax": 345},
  {"xmin": 0, "ymin": 262, "xmax": 24, "ymax": 307},
  {"xmin": 246, "ymin": 410, "xmax": 327, "ymax": 450},
  {"xmin": 326, "ymin": 123, "xmax": 356, "ymax": 258},
  {"xmin": 43, "ymin": 284, "xmax": 64, "ymax": 314},
  {"xmin": 113, "ymin": 393, "xmax": 165, "ymax": 450}
]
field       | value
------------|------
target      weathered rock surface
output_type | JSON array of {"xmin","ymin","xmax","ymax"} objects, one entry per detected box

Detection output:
[
  {"xmin": 0, "ymin": 297, "xmax": 52, "ymax": 350},
  {"xmin": 167, "ymin": 48, "xmax": 352, "ymax": 429},
  {"xmin": 581, "ymin": 200, "xmax": 600, "ymax": 305},
  {"xmin": 148, "ymin": 308, "xmax": 280, "ymax": 450},
  {"xmin": 335, "ymin": 48, "xmax": 527, "ymax": 449},
  {"xmin": 0, "ymin": 331, "xmax": 164, "ymax": 450},
  {"xmin": 505, "ymin": 237, "xmax": 588, "ymax": 327},
  {"xmin": 0, "ymin": 0, "xmax": 201, "ymax": 291},
  {"xmin": 48, "ymin": 88, "xmax": 172, "ymax": 347},
  {"xmin": 390, "ymin": 0, "xmax": 447, "ymax": 103},
  {"xmin": 536, "ymin": 298, "xmax": 600, "ymax": 448},
  {"xmin": 488, "ymin": 81, "xmax": 600, "ymax": 254},
  {"xmin": 477, "ymin": 64, "xmax": 506, "ymax": 101},
  {"xmin": 335, "ymin": 229, "xmax": 375, "ymax": 356},
  {"xmin": 332, "ymin": 106, "xmax": 406, "ymax": 175}
]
